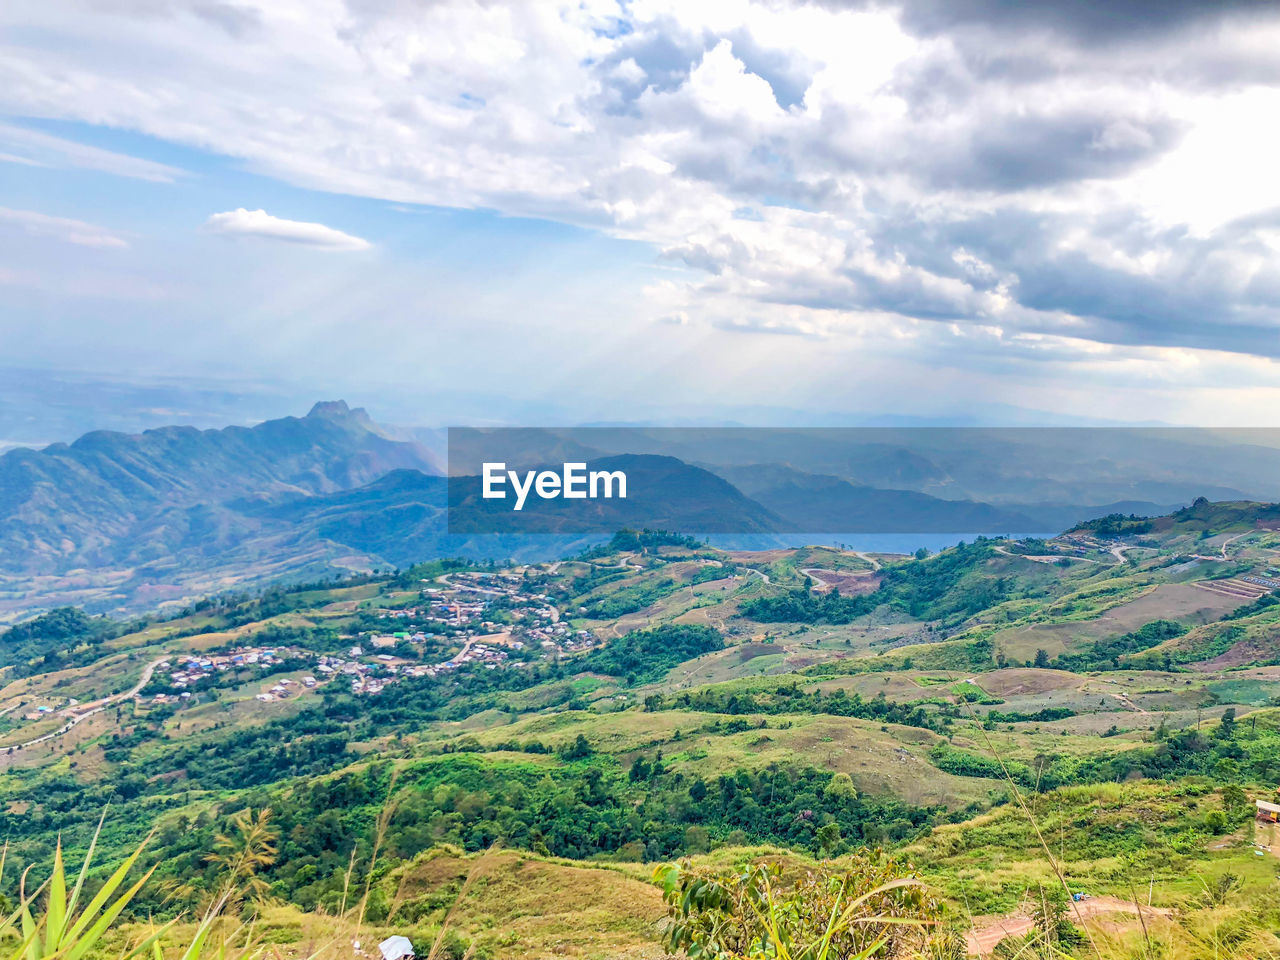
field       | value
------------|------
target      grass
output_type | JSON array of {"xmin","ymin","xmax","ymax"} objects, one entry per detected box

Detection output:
[{"xmin": 9, "ymin": 533, "xmax": 1280, "ymax": 958}]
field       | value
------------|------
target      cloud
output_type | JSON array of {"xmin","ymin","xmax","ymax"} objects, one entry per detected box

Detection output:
[
  {"xmin": 203, "ymin": 209, "xmax": 371, "ymax": 250},
  {"xmin": 712, "ymin": 315, "xmax": 828, "ymax": 337},
  {"xmin": 886, "ymin": 0, "xmax": 1273, "ymax": 43},
  {"xmin": 0, "ymin": 123, "xmax": 184, "ymax": 182},
  {"xmin": 0, "ymin": 207, "xmax": 130, "ymax": 248},
  {"xmin": 2, "ymin": 0, "xmax": 1280, "ymax": 378}
]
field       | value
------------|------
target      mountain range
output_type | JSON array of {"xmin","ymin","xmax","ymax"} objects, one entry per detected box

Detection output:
[{"xmin": 8, "ymin": 402, "xmax": 1274, "ymax": 621}]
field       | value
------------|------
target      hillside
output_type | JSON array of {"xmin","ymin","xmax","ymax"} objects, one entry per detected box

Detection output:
[{"xmin": 3, "ymin": 500, "xmax": 1280, "ymax": 956}]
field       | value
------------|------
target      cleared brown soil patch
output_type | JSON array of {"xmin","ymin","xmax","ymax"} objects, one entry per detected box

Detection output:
[
  {"xmin": 1104, "ymin": 583, "xmax": 1245, "ymax": 629},
  {"xmin": 801, "ymin": 568, "xmax": 881, "ymax": 596},
  {"xmin": 977, "ymin": 668, "xmax": 1082, "ymax": 698},
  {"xmin": 1194, "ymin": 638, "xmax": 1280, "ymax": 670},
  {"xmin": 726, "ymin": 549, "xmax": 793, "ymax": 563},
  {"xmin": 993, "ymin": 584, "xmax": 1245, "ymax": 660}
]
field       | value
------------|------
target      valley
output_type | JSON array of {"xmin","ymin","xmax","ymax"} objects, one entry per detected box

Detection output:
[{"xmin": 4, "ymin": 509, "xmax": 1280, "ymax": 957}]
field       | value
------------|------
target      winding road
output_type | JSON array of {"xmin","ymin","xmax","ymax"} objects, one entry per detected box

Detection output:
[{"xmin": 15, "ymin": 657, "xmax": 165, "ymax": 750}]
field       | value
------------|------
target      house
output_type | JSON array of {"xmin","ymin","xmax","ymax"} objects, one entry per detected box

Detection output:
[
  {"xmin": 379, "ymin": 936, "xmax": 414, "ymax": 960},
  {"xmin": 1258, "ymin": 799, "xmax": 1280, "ymax": 823}
]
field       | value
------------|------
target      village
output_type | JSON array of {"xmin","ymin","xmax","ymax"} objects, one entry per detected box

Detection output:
[
  {"xmin": 2, "ymin": 570, "xmax": 602, "ymax": 741},
  {"xmin": 142, "ymin": 571, "xmax": 598, "ymax": 706}
]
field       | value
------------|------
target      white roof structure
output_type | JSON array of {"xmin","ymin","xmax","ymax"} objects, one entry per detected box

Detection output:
[
  {"xmin": 1257, "ymin": 799, "xmax": 1280, "ymax": 814},
  {"xmin": 378, "ymin": 936, "xmax": 414, "ymax": 960}
]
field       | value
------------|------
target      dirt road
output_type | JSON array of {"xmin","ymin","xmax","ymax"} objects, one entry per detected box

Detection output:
[{"xmin": 967, "ymin": 896, "xmax": 1173, "ymax": 956}]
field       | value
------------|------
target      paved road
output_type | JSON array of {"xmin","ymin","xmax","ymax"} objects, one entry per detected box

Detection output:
[
  {"xmin": 994, "ymin": 544, "xmax": 1099, "ymax": 565},
  {"xmin": 1191, "ymin": 532, "xmax": 1250, "ymax": 563},
  {"xmin": 800, "ymin": 568, "xmax": 830, "ymax": 589},
  {"xmin": 17, "ymin": 657, "xmax": 165, "ymax": 750}
]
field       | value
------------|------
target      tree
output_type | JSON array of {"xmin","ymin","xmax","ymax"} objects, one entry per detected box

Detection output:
[
  {"xmin": 1222, "ymin": 784, "xmax": 1249, "ymax": 819},
  {"xmin": 1215, "ymin": 707, "xmax": 1237, "ymax": 740},
  {"xmin": 560, "ymin": 733, "xmax": 593, "ymax": 760},
  {"xmin": 823, "ymin": 772, "xmax": 858, "ymax": 802},
  {"xmin": 683, "ymin": 825, "xmax": 710, "ymax": 853},
  {"xmin": 816, "ymin": 822, "xmax": 844, "ymax": 857},
  {"xmin": 1033, "ymin": 649, "xmax": 1051, "ymax": 669},
  {"xmin": 1213, "ymin": 757, "xmax": 1240, "ymax": 782},
  {"xmin": 1029, "ymin": 882, "xmax": 1077, "ymax": 947}
]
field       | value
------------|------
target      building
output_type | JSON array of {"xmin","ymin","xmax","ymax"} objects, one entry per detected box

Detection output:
[{"xmin": 1258, "ymin": 799, "xmax": 1280, "ymax": 823}]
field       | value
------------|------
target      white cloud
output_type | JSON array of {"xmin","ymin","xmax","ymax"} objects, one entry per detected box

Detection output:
[
  {"xmin": 203, "ymin": 209, "xmax": 371, "ymax": 250},
  {"xmin": 0, "ymin": 206, "xmax": 130, "ymax": 248},
  {"xmin": 2, "ymin": 0, "xmax": 1280, "ymax": 417},
  {"xmin": 0, "ymin": 123, "xmax": 184, "ymax": 182}
]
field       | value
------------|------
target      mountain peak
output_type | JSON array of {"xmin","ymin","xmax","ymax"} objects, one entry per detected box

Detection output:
[
  {"xmin": 305, "ymin": 400, "xmax": 380, "ymax": 433},
  {"xmin": 306, "ymin": 400, "xmax": 352, "ymax": 419}
]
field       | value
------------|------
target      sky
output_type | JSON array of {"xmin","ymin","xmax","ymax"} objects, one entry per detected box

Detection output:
[{"xmin": 3, "ymin": 0, "xmax": 1280, "ymax": 432}]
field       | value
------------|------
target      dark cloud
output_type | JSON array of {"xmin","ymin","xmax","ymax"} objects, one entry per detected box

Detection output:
[
  {"xmin": 800, "ymin": 100, "xmax": 1183, "ymax": 192},
  {"xmin": 933, "ymin": 112, "xmax": 1184, "ymax": 190},
  {"xmin": 864, "ymin": 0, "xmax": 1280, "ymax": 42},
  {"xmin": 863, "ymin": 203, "xmax": 1280, "ymax": 354}
]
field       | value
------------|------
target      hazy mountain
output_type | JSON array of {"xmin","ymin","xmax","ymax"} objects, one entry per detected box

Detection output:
[
  {"xmin": 0, "ymin": 400, "xmax": 441, "ymax": 579},
  {"xmin": 709, "ymin": 463, "xmax": 1041, "ymax": 533},
  {"xmin": 7, "ymin": 406, "xmax": 1273, "ymax": 622},
  {"xmin": 448, "ymin": 454, "xmax": 786, "ymax": 535}
]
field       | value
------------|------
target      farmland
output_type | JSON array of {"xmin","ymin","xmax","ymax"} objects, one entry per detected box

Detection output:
[{"xmin": 3, "ymin": 511, "xmax": 1280, "ymax": 957}]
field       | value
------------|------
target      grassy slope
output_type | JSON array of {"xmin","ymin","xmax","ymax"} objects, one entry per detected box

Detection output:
[{"xmin": 7, "ymin": 507, "xmax": 1280, "ymax": 957}]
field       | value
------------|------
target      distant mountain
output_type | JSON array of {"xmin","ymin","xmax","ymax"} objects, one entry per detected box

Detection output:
[
  {"xmin": 233, "ymin": 468, "xmax": 454, "ymax": 568},
  {"xmin": 448, "ymin": 454, "xmax": 786, "ymax": 534},
  {"xmin": 571, "ymin": 427, "xmax": 1280, "ymax": 504},
  {"xmin": 708, "ymin": 463, "xmax": 1042, "ymax": 533},
  {"xmin": 10, "ymin": 407, "xmax": 1278, "ymax": 622},
  {"xmin": 0, "ymin": 402, "xmax": 443, "ymax": 617}
]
